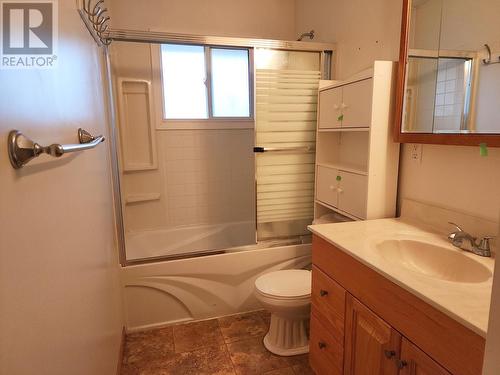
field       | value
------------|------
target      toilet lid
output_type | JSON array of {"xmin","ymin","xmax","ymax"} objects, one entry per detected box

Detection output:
[{"xmin": 255, "ymin": 270, "xmax": 311, "ymax": 298}]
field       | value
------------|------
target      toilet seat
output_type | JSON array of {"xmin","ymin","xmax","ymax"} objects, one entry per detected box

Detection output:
[{"xmin": 255, "ymin": 270, "xmax": 311, "ymax": 300}]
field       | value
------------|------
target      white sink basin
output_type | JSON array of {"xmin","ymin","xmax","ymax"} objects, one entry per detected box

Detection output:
[{"xmin": 376, "ymin": 239, "xmax": 492, "ymax": 283}]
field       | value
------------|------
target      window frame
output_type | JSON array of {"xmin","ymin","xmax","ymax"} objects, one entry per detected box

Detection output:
[{"xmin": 159, "ymin": 43, "xmax": 254, "ymax": 122}]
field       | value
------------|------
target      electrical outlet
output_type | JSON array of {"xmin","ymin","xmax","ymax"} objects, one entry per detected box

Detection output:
[{"xmin": 410, "ymin": 144, "xmax": 422, "ymax": 163}]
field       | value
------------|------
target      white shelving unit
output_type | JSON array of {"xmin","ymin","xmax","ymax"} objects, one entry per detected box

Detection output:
[{"xmin": 314, "ymin": 61, "xmax": 400, "ymax": 222}]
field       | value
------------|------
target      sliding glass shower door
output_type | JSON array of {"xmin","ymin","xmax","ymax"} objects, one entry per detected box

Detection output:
[
  {"xmin": 109, "ymin": 41, "xmax": 256, "ymax": 261},
  {"xmin": 254, "ymin": 49, "xmax": 322, "ymax": 240}
]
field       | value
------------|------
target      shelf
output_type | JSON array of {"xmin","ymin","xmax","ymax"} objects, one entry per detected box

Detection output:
[
  {"xmin": 314, "ymin": 200, "xmax": 362, "ymax": 221},
  {"xmin": 317, "ymin": 162, "xmax": 368, "ymax": 176},
  {"xmin": 318, "ymin": 127, "xmax": 370, "ymax": 133},
  {"xmin": 316, "ymin": 131, "xmax": 370, "ymax": 173},
  {"xmin": 319, "ymin": 70, "xmax": 374, "ymax": 91},
  {"xmin": 125, "ymin": 193, "xmax": 161, "ymax": 204}
]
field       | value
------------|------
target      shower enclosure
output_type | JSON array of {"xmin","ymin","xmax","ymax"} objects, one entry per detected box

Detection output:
[{"xmin": 104, "ymin": 32, "xmax": 333, "ymax": 264}]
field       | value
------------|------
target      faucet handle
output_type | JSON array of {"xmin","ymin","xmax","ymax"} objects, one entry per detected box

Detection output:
[
  {"xmin": 477, "ymin": 236, "xmax": 494, "ymax": 252},
  {"xmin": 448, "ymin": 222, "xmax": 465, "ymax": 232}
]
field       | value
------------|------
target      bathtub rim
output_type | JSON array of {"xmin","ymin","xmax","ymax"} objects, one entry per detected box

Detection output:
[{"xmin": 122, "ymin": 234, "xmax": 310, "ymax": 267}]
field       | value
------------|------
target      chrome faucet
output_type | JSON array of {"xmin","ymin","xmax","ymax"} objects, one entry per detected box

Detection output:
[{"xmin": 447, "ymin": 222, "xmax": 493, "ymax": 257}]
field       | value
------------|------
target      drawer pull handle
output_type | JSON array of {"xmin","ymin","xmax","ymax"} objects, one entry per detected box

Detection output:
[
  {"xmin": 319, "ymin": 289, "xmax": 329, "ymax": 297},
  {"xmin": 384, "ymin": 350, "xmax": 396, "ymax": 359},
  {"xmin": 396, "ymin": 360, "xmax": 408, "ymax": 369},
  {"xmin": 318, "ymin": 341, "xmax": 327, "ymax": 350}
]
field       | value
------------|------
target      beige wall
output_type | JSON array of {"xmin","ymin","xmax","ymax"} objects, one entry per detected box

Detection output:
[
  {"xmin": 0, "ymin": 2, "xmax": 123, "ymax": 375},
  {"xmin": 295, "ymin": 0, "xmax": 402, "ymax": 80},
  {"xmin": 109, "ymin": 0, "xmax": 296, "ymax": 40},
  {"xmin": 295, "ymin": 0, "xmax": 500, "ymax": 222},
  {"xmin": 399, "ymin": 144, "xmax": 500, "ymax": 222}
]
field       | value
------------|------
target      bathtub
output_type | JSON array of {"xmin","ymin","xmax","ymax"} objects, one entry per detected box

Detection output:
[
  {"xmin": 125, "ymin": 221, "xmax": 256, "ymax": 261},
  {"xmin": 121, "ymin": 243, "xmax": 311, "ymax": 331}
]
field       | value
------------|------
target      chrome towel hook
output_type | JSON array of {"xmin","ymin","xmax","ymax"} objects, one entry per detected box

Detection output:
[
  {"xmin": 482, "ymin": 44, "xmax": 500, "ymax": 65},
  {"xmin": 483, "ymin": 44, "xmax": 492, "ymax": 64},
  {"xmin": 8, "ymin": 128, "xmax": 105, "ymax": 169}
]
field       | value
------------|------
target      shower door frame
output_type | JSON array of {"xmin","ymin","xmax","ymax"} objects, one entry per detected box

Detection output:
[{"xmin": 102, "ymin": 30, "xmax": 336, "ymax": 266}]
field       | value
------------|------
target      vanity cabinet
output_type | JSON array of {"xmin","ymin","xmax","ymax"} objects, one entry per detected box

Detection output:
[
  {"xmin": 310, "ymin": 235, "xmax": 485, "ymax": 375},
  {"xmin": 314, "ymin": 61, "xmax": 399, "ymax": 222}
]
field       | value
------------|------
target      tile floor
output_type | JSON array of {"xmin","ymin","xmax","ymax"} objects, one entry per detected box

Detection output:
[{"xmin": 121, "ymin": 310, "xmax": 315, "ymax": 375}]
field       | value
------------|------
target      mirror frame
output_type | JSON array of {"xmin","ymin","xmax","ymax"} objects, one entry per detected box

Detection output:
[{"xmin": 394, "ymin": 0, "xmax": 500, "ymax": 147}]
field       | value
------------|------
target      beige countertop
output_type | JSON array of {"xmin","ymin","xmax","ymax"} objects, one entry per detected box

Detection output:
[{"xmin": 308, "ymin": 218, "xmax": 495, "ymax": 338}]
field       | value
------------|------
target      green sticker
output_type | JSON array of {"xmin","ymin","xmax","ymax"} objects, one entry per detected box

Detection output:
[
  {"xmin": 480, "ymin": 143, "xmax": 488, "ymax": 157},
  {"xmin": 337, "ymin": 114, "xmax": 344, "ymax": 121},
  {"xmin": 336, "ymin": 175, "xmax": 342, "ymax": 181}
]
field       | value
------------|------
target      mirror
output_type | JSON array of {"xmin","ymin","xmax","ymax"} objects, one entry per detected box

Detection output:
[{"xmin": 395, "ymin": 0, "xmax": 500, "ymax": 145}]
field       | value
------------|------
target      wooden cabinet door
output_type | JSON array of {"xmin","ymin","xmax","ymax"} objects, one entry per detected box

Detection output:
[
  {"xmin": 341, "ymin": 79, "xmax": 373, "ymax": 128},
  {"xmin": 398, "ymin": 338, "xmax": 451, "ymax": 375},
  {"xmin": 344, "ymin": 295, "xmax": 401, "ymax": 375},
  {"xmin": 337, "ymin": 171, "xmax": 367, "ymax": 219},
  {"xmin": 319, "ymin": 87, "xmax": 343, "ymax": 129}
]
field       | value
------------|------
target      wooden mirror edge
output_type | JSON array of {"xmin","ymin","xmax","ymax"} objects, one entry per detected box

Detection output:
[{"xmin": 393, "ymin": 0, "xmax": 500, "ymax": 148}]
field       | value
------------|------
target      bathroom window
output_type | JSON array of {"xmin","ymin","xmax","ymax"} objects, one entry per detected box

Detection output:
[{"xmin": 160, "ymin": 44, "xmax": 252, "ymax": 120}]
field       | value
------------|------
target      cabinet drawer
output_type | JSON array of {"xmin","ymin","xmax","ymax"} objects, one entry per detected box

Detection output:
[
  {"xmin": 319, "ymin": 87, "xmax": 342, "ymax": 129},
  {"xmin": 310, "ymin": 312, "xmax": 343, "ymax": 375},
  {"xmin": 312, "ymin": 265, "xmax": 345, "ymax": 341},
  {"xmin": 316, "ymin": 165, "xmax": 340, "ymax": 207}
]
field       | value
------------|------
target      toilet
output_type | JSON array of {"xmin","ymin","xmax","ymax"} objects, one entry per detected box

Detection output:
[{"xmin": 254, "ymin": 269, "xmax": 312, "ymax": 356}]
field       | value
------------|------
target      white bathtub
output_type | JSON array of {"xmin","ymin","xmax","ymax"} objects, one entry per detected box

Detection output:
[
  {"xmin": 121, "ymin": 243, "xmax": 311, "ymax": 331},
  {"xmin": 125, "ymin": 221, "xmax": 256, "ymax": 260}
]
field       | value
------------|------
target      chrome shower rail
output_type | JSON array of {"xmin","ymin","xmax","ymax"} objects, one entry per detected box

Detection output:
[
  {"xmin": 8, "ymin": 128, "xmax": 105, "ymax": 169},
  {"xmin": 105, "ymin": 28, "xmax": 336, "ymax": 52}
]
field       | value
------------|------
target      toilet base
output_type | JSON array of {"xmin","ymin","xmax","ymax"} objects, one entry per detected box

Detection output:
[{"xmin": 262, "ymin": 314, "xmax": 309, "ymax": 356}]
